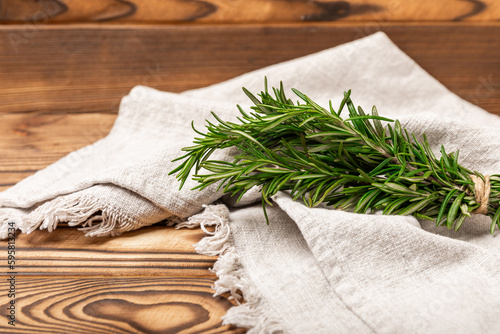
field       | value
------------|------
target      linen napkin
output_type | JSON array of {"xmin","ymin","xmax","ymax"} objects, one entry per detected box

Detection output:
[{"xmin": 2, "ymin": 31, "xmax": 500, "ymax": 333}]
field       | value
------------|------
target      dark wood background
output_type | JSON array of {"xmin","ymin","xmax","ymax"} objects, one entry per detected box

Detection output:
[
  {"xmin": 0, "ymin": 1, "xmax": 499, "ymax": 333},
  {"xmin": 1, "ymin": 0, "xmax": 499, "ymax": 23}
]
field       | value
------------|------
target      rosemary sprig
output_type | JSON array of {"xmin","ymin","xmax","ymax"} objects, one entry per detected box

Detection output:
[{"xmin": 170, "ymin": 81, "xmax": 500, "ymax": 233}]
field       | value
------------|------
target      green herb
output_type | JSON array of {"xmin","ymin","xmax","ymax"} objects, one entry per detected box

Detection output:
[{"xmin": 170, "ymin": 80, "xmax": 500, "ymax": 233}]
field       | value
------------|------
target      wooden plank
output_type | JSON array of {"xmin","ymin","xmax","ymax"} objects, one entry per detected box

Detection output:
[
  {"xmin": 0, "ymin": 0, "xmax": 499, "ymax": 23},
  {"xmin": 0, "ymin": 276, "xmax": 245, "ymax": 333},
  {"xmin": 0, "ymin": 226, "xmax": 217, "ymax": 276},
  {"xmin": 0, "ymin": 24, "xmax": 499, "ymax": 116},
  {"xmin": 0, "ymin": 113, "xmax": 115, "ymax": 175}
]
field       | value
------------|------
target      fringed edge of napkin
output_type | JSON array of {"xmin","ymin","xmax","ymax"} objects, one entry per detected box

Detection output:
[
  {"xmin": 0, "ymin": 192, "xmax": 152, "ymax": 239},
  {"xmin": 177, "ymin": 204, "xmax": 286, "ymax": 334}
]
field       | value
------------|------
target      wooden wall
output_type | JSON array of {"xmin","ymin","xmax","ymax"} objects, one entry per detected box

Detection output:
[{"xmin": 1, "ymin": 0, "xmax": 499, "ymax": 23}]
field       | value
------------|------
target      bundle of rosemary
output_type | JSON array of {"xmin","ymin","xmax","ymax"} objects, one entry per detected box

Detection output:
[{"xmin": 170, "ymin": 81, "xmax": 500, "ymax": 233}]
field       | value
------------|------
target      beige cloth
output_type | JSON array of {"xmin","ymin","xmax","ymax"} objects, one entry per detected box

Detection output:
[{"xmin": 2, "ymin": 32, "xmax": 500, "ymax": 333}]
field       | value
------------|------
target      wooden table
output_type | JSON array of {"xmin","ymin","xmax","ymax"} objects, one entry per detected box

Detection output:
[{"xmin": 0, "ymin": 1, "xmax": 499, "ymax": 333}]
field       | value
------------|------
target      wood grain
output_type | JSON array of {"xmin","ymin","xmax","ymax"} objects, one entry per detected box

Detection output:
[
  {"xmin": 0, "ymin": 225, "xmax": 218, "ymax": 276},
  {"xmin": 0, "ymin": 276, "xmax": 245, "ymax": 333},
  {"xmin": 0, "ymin": 24, "xmax": 499, "ymax": 115},
  {"xmin": 1, "ymin": 0, "xmax": 500, "ymax": 23},
  {"xmin": 0, "ymin": 113, "xmax": 115, "ymax": 175}
]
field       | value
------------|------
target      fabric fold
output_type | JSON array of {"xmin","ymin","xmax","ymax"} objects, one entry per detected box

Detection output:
[{"xmin": 273, "ymin": 192, "xmax": 500, "ymax": 333}]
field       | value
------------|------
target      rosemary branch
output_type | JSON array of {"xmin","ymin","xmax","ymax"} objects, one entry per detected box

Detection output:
[{"xmin": 170, "ymin": 81, "xmax": 500, "ymax": 233}]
